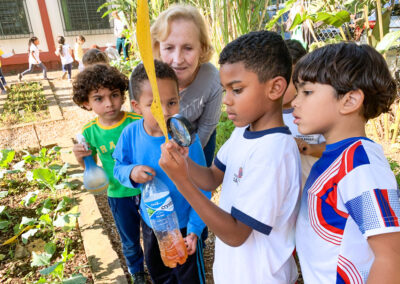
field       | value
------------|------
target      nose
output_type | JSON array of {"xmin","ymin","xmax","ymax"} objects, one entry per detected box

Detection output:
[
  {"xmin": 172, "ymin": 48, "xmax": 184, "ymax": 65},
  {"xmin": 222, "ymin": 91, "xmax": 232, "ymax": 106},
  {"xmin": 104, "ymin": 96, "xmax": 113, "ymax": 108}
]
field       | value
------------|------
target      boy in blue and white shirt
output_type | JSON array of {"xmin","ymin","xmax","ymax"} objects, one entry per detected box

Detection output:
[{"xmin": 160, "ymin": 31, "xmax": 301, "ymax": 284}]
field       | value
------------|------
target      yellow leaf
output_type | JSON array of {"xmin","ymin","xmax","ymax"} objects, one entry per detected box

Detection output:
[
  {"xmin": 2, "ymin": 225, "xmax": 34, "ymax": 246},
  {"xmin": 137, "ymin": 0, "xmax": 169, "ymax": 141}
]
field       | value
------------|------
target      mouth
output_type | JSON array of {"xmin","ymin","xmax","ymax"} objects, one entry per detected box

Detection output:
[
  {"xmin": 226, "ymin": 111, "xmax": 236, "ymax": 120},
  {"xmin": 172, "ymin": 66, "xmax": 187, "ymax": 73},
  {"xmin": 293, "ymin": 114, "xmax": 300, "ymax": 125},
  {"xmin": 106, "ymin": 110, "xmax": 116, "ymax": 115}
]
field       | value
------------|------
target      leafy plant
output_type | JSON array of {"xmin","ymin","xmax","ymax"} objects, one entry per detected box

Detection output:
[{"xmin": 215, "ymin": 111, "xmax": 235, "ymax": 154}]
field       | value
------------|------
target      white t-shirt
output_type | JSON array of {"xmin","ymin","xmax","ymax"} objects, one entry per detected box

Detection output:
[
  {"xmin": 296, "ymin": 137, "xmax": 400, "ymax": 283},
  {"xmin": 284, "ymin": 108, "xmax": 325, "ymax": 187},
  {"xmin": 56, "ymin": 44, "xmax": 74, "ymax": 66},
  {"xmin": 29, "ymin": 44, "xmax": 41, "ymax": 64},
  {"xmin": 213, "ymin": 126, "xmax": 301, "ymax": 284}
]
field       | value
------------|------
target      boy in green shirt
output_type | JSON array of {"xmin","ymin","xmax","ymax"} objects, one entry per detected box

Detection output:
[{"xmin": 72, "ymin": 64, "xmax": 146, "ymax": 283}]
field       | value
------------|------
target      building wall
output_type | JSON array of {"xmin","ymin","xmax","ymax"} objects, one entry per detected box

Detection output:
[{"xmin": 1, "ymin": 0, "xmax": 115, "ymax": 74}]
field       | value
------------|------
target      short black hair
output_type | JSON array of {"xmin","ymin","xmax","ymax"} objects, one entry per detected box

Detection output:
[
  {"xmin": 82, "ymin": 48, "xmax": 109, "ymax": 66},
  {"xmin": 129, "ymin": 60, "xmax": 179, "ymax": 101},
  {"xmin": 218, "ymin": 30, "xmax": 292, "ymax": 84},
  {"xmin": 293, "ymin": 42, "xmax": 396, "ymax": 120},
  {"xmin": 285, "ymin": 39, "xmax": 307, "ymax": 65},
  {"xmin": 72, "ymin": 64, "xmax": 128, "ymax": 109}
]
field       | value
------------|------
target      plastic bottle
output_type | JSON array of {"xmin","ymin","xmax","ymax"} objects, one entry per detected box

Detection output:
[
  {"xmin": 142, "ymin": 177, "xmax": 188, "ymax": 268},
  {"xmin": 76, "ymin": 134, "xmax": 109, "ymax": 195}
]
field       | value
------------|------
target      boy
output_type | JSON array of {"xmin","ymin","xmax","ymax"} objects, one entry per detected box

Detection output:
[
  {"xmin": 159, "ymin": 30, "xmax": 301, "ymax": 283},
  {"xmin": 71, "ymin": 64, "xmax": 146, "ymax": 284},
  {"xmin": 292, "ymin": 42, "xmax": 400, "ymax": 283},
  {"xmin": 283, "ymin": 39, "xmax": 325, "ymax": 187},
  {"xmin": 112, "ymin": 60, "xmax": 210, "ymax": 284}
]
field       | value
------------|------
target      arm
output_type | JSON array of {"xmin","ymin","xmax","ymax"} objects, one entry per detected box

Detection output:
[
  {"xmin": 72, "ymin": 143, "xmax": 92, "ymax": 168},
  {"xmin": 159, "ymin": 142, "xmax": 252, "ymax": 247},
  {"xmin": 196, "ymin": 85, "xmax": 223, "ymax": 147},
  {"xmin": 367, "ymin": 232, "xmax": 400, "ymax": 283},
  {"xmin": 295, "ymin": 138, "xmax": 326, "ymax": 158}
]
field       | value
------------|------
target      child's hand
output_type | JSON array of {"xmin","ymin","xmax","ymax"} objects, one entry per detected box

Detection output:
[
  {"xmin": 73, "ymin": 143, "xmax": 92, "ymax": 162},
  {"xmin": 295, "ymin": 138, "xmax": 310, "ymax": 155},
  {"xmin": 130, "ymin": 165, "xmax": 155, "ymax": 184},
  {"xmin": 159, "ymin": 142, "xmax": 189, "ymax": 183},
  {"xmin": 184, "ymin": 233, "xmax": 198, "ymax": 255}
]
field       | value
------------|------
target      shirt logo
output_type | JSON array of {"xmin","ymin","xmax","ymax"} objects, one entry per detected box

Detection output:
[{"xmin": 233, "ymin": 167, "xmax": 243, "ymax": 184}]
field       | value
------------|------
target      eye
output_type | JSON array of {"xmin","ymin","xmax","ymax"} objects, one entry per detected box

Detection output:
[
  {"xmin": 233, "ymin": 88, "xmax": 243, "ymax": 95},
  {"xmin": 302, "ymin": 90, "xmax": 312, "ymax": 96},
  {"xmin": 184, "ymin": 46, "xmax": 193, "ymax": 51},
  {"xmin": 94, "ymin": 97, "xmax": 102, "ymax": 102},
  {"xmin": 112, "ymin": 92, "xmax": 120, "ymax": 98}
]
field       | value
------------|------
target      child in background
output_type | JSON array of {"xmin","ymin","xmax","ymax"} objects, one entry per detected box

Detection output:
[
  {"xmin": 293, "ymin": 42, "xmax": 400, "ymax": 283},
  {"xmin": 113, "ymin": 60, "xmax": 210, "ymax": 284},
  {"xmin": 19, "ymin": 36, "xmax": 48, "ymax": 81},
  {"xmin": 74, "ymin": 35, "xmax": 86, "ymax": 72},
  {"xmin": 72, "ymin": 64, "xmax": 146, "ymax": 284},
  {"xmin": 55, "ymin": 36, "xmax": 74, "ymax": 81},
  {"xmin": 0, "ymin": 47, "xmax": 15, "ymax": 94},
  {"xmin": 82, "ymin": 48, "xmax": 109, "ymax": 68},
  {"xmin": 159, "ymin": 30, "xmax": 301, "ymax": 284},
  {"xmin": 283, "ymin": 39, "xmax": 325, "ymax": 187}
]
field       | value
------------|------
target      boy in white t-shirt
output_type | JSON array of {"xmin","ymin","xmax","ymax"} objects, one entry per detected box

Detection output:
[
  {"xmin": 159, "ymin": 30, "xmax": 301, "ymax": 284},
  {"xmin": 293, "ymin": 42, "xmax": 400, "ymax": 283},
  {"xmin": 283, "ymin": 39, "xmax": 325, "ymax": 188}
]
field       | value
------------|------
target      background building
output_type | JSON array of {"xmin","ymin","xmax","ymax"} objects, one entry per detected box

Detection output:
[{"xmin": 0, "ymin": 0, "xmax": 115, "ymax": 73}]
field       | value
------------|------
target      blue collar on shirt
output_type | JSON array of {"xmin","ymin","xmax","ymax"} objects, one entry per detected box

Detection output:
[
  {"xmin": 325, "ymin": 136, "xmax": 374, "ymax": 152},
  {"xmin": 243, "ymin": 126, "xmax": 291, "ymax": 139},
  {"xmin": 283, "ymin": 108, "xmax": 294, "ymax": 114}
]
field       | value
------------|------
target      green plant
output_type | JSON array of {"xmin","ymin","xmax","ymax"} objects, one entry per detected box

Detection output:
[{"xmin": 215, "ymin": 111, "xmax": 235, "ymax": 154}]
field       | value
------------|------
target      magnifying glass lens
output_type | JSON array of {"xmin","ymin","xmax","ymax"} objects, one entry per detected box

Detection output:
[{"xmin": 170, "ymin": 117, "xmax": 191, "ymax": 146}]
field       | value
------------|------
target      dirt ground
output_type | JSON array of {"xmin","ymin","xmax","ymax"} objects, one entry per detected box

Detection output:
[{"xmin": 0, "ymin": 70, "xmax": 216, "ymax": 283}]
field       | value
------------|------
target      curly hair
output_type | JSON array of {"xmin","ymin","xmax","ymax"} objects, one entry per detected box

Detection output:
[
  {"xmin": 219, "ymin": 30, "xmax": 292, "ymax": 84},
  {"xmin": 293, "ymin": 42, "xmax": 397, "ymax": 120},
  {"xmin": 285, "ymin": 39, "xmax": 307, "ymax": 65},
  {"xmin": 82, "ymin": 48, "xmax": 109, "ymax": 67},
  {"xmin": 129, "ymin": 60, "xmax": 178, "ymax": 101},
  {"xmin": 151, "ymin": 4, "xmax": 214, "ymax": 64},
  {"xmin": 72, "ymin": 64, "xmax": 128, "ymax": 110}
]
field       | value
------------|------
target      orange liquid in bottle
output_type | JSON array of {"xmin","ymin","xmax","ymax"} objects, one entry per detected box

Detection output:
[{"xmin": 158, "ymin": 229, "xmax": 188, "ymax": 268}]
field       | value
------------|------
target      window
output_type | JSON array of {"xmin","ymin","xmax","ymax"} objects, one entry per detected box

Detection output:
[
  {"xmin": 0, "ymin": 0, "xmax": 32, "ymax": 39},
  {"xmin": 58, "ymin": 0, "xmax": 112, "ymax": 36}
]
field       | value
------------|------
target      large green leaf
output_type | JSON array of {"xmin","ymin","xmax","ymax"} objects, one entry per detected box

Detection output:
[
  {"xmin": 63, "ymin": 274, "xmax": 88, "ymax": 284},
  {"xmin": 0, "ymin": 220, "xmax": 10, "ymax": 230},
  {"xmin": 39, "ymin": 261, "xmax": 63, "ymax": 275},
  {"xmin": 21, "ymin": 228, "xmax": 39, "ymax": 244},
  {"xmin": 31, "ymin": 251, "xmax": 52, "ymax": 267},
  {"xmin": 376, "ymin": 30, "xmax": 400, "ymax": 53},
  {"xmin": 315, "ymin": 10, "xmax": 350, "ymax": 28},
  {"xmin": 371, "ymin": 8, "xmax": 391, "ymax": 47},
  {"xmin": 0, "ymin": 149, "xmax": 15, "ymax": 169},
  {"xmin": 265, "ymin": 0, "xmax": 297, "ymax": 30}
]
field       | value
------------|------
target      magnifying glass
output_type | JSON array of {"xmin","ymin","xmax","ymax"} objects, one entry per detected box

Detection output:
[{"xmin": 167, "ymin": 114, "xmax": 196, "ymax": 147}]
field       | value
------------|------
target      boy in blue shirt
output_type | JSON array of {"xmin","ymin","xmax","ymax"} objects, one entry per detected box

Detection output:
[
  {"xmin": 292, "ymin": 43, "xmax": 400, "ymax": 282},
  {"xmin": 159, "ymin": 31, "xmax": 301, "ymax": 284},
  {"xmin": 113, "ymin": 60, "xmax": 210, "ymax": 283}
]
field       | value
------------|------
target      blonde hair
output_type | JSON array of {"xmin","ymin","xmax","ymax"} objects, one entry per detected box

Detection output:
[{"xmin": 151, "ymin": 4, "xmax": 213, "ymax": 64}]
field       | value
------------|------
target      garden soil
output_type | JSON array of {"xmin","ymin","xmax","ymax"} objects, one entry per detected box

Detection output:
[{"xmin": 0, "ymin": 70, "xmax": 215, "ymax": 283}]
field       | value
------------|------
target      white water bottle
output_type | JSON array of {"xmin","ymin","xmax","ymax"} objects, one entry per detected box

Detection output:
[{"xmin": 142, "ymin": 177, "xmax": 188, "ymax": 268}]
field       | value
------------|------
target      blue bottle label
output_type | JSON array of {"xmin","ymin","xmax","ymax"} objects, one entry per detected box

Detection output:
[{"xmin": 145, "ymin": 195, "xmax": 174, "ymax": 221}]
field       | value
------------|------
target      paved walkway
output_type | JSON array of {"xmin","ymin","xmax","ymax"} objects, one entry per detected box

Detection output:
[{"xmin": 0, "ymin": 69, "xmax": 129, "ymax": 283}]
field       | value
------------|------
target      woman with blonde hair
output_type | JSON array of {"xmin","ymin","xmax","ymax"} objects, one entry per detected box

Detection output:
[{"xmin": 151, "ymin": 4, "xmax": 222, "ymax": 168}]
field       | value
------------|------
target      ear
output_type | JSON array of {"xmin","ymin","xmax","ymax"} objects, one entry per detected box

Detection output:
[
  {"xmin": 266, "ymin": 76, "xmax": 288, "ymax": 101},
  {"xmin": 131, "ymin": 99, "xmax": 142, "ymax": 115},
  {"xmin": 339, "ymin": 89, "xmax": 364, "ymax": 115},
  {"xmin": 82, "ymin": 102, "xmax": 92, "ymax": 111}
]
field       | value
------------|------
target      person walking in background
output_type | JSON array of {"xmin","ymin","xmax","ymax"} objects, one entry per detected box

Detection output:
[
  {"xmin": 19, "ymin": 36, "xmax": 48, "ymax": 81},
  {"xmin": 112, "ymin": 11, "xmax": 128, "ymax": 61},
  {"xmin": 82, "ymin": 48, "xmax": 109, "ymax": 68},
  {"xmin": 151, "ymin": 4, "xmax": 223, "ymax": 167},
  {"xmin": 0, "ymin": 47, "xmax": 15, "ymax": 94},
  {"xmin": 74, "ymin": 35, "xmax": 86, "ymax": 72},
  {"xmin": 55, "ymin": 36, "xmax": 74, "ymax": 81}
]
